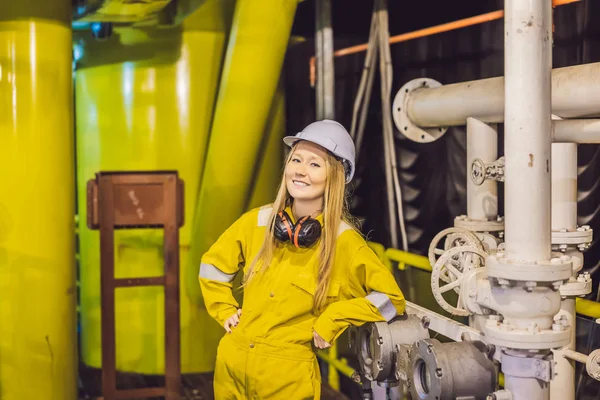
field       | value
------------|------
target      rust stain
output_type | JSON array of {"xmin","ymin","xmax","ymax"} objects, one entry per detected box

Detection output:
[{"xmin": 529, "ymin": 153, "xmax": 534, "ymax": 167}]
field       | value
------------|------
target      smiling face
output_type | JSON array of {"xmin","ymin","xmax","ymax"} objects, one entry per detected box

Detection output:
[{"xmin": 285, "ymin": 141, "xmax": 328, "ymax": 206}]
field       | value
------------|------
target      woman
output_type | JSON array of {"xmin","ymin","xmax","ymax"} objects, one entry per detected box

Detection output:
[{"xmin": 199, "ymin": 119, "xmax": 405, "ymax": 399}]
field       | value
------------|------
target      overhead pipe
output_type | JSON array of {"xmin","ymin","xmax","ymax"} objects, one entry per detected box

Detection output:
[
  {"xmin": 402, "ymin": 62, "xmax": 600, "ymax": 129},
  {"xmin": 553, "ymin": 119, "xmax": 600, "ymax": 143},
  {"xmin": 309, "ymin": 0, "xmax": 581, "ymax": 86}
]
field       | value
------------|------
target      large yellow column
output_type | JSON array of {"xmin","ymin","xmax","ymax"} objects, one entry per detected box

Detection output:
[
  {"xmin": 0, "ymin": 1, "xmax": 76, "ymax": 399},
  {"xmin": 76, "ymin": 1, "xmax": 234, "ymax": 373},
  {"xmin": 188, "ymin": 0, "xmax": 298, "ymax": 305}
]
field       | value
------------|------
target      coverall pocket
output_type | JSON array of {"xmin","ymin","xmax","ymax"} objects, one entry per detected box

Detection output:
[{"xmin": 252, "ymin": 353, "xmax": 320, "ymax": 399}]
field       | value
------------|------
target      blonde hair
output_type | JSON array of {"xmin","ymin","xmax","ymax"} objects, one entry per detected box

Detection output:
[{"xmin": 243, "ymin": 145, "xmax": 358, "ymax": 313}]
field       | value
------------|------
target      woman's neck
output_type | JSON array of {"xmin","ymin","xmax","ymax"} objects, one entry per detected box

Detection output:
[{"xmin": 291, "ymin": 198, "xmax": 323, "ymax": 220}]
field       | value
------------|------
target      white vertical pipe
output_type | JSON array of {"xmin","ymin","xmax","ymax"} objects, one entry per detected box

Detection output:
[
  {"xmin": 315, "ymin": 0, "xmax": 324, "ymax": 119},
  {"xmin": 549, "ymin": 143, "xmax": 578, "ymax": 400},
  {"xmin": 551, "ymin": 298, "xmax": 576, "ymax": 400},
  {"xmin": 504, "ymin": 0, "xmax": 553, "ymax": 398},
  {"xmin": 551, "ymin": 143, "xmax": 578, "ymax": 231},
  {"xmin": 467, "ymin": 118, "xmax": 498, "ymax": 221},
  {"xmin": 504, "ymin": 0, "xmax": 552, "ymax": 262},
  {"xmin": 505, "ymin": 376, "xmax": 550, "ymax": 400}
]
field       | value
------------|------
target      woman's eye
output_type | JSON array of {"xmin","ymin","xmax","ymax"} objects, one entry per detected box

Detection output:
[
  {"xmin": 311, "ymin": 163, "xmax": 321, "ymax": 168},
  {"xmin": 291, "ymin": 158, "xmax": 300, "ymax": 163}
]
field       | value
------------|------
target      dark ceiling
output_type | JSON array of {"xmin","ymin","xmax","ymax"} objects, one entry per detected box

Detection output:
[{"xmin": 291, "ymin": 0, "xmax": 503, "ymax": 40}]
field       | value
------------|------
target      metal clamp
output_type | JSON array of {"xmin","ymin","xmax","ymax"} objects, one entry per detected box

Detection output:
[
  {"xmin": 471, "ymin": 156, "xmax": 505, "ymax": 186},
  {"xmin": 501, "ymin": 352, "xmax": 554, "ymax": 382}
]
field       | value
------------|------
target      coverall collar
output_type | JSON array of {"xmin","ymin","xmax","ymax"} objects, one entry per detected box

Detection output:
[{"xmin": 285, "ymin": 205, "xmax": 324, "ymax": 224}]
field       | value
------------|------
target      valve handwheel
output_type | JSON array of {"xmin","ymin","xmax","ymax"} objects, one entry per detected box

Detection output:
[
  {"xmin": 428, "ymin": 227, "xmax": 484, "ymax": 283},
  {"xmin": 431, "ymin": 245, "xmax": 488, "ymax": 316}
]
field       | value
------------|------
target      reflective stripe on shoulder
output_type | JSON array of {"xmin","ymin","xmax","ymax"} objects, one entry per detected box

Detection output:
[
  {"xmin": 337, "ymin": 221, "xmax": 352, "ymax": 237},
  {"xmin": 365, "ymin": 291, "xmax": 397, "ymax": 322},
  {"xmin": 257, "ymin": 206, "xmax": 273, "ymax": 227},
  {"xmin": 199, "ymin": 263, "xmax": 237, "ymax": 283}
]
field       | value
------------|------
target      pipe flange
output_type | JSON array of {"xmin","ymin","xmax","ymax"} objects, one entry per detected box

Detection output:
[
  {"xmin": 409, "ymin": 339, "xmax": 497, "ymax": 400},
  {"xmin": 559, "ymin": 273, "xmax": 592, "ymax": 297},
  {"xmin": 357, "ymin": 321, "xmax": 394, "ymax": 382},
  {"xmin": 551, "ymin": 226, "xmax": 593, "ymax": 251},
  {"xmin": 357, "ymin": 315, "xmax": 431, "ymax": 383},
  {"xmin": 585, "ymin": 349, "xmax": 600, "ymax": 381},
  {"xmin": 483, "ymin": 318, "xmax": 570, "ymax": 349},
  {"xmin": 454, "ymin": 215, "xmax": 505, "ymax": 232},
  {"xmin": 392, "ymin": 78, "xmax": 448, "ymax": 143},
  {"xmin": 486, "ymin": 252, "xmax": 572, "ymax": 283}
]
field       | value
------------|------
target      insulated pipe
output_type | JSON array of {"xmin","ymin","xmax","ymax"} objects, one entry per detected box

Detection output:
[
  {"xmin": 405, "ymin": 62, "xmax": 600, "ymax": 129},
  {"xmin": 322, "ymin": 0, "xmax": 335, "ymax": 120},
  {"xmin": 0, "ymin": 1, "xmax": 76, "ymax": 399},
  {"xmin": 551, "ymin": 298, "xmax": 576, "ymax": 400},
  {"xmin": 551, "ymin": 143, "xmax": 578, "ymax": 231},
  {"xmin": 553, "ymin": 119, "xmax": 600, "ymax": 143},
  {"xmin": 502, "ymin": 1, "xmax": 553, "ymax": 399},
  {"xmin": 504, "ymin": 0, "xmax": 552, "ymax": 263},
  {"xmin": 466, "ymin": 118, "xmax": 499, "ymax": 221},
  {"xmin": 549, "ymin": 143, "xmax": 578, "ymax": 400}
]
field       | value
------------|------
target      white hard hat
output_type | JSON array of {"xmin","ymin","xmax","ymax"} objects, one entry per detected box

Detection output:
[{"xmin": 283, "ymin": 119, "xmax": 356, "ymax": 183}]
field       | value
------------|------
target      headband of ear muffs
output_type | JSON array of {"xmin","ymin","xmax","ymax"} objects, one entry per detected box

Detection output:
[{"xmin": 273, "ymin": 210, "xmax": 322, "ymax": 248}]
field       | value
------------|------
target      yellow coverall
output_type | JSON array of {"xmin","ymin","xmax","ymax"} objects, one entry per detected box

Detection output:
[{"xmin": 199, "ymin": 205, "xmax": 406, "ymax": 399}]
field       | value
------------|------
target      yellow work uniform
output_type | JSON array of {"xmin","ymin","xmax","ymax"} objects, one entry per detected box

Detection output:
[{"xmin": 199, "ymin": 205, "xmax": 406, "ymax": 399}]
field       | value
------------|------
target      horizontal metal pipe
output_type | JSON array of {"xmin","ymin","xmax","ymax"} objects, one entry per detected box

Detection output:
[
  {"xmin": 553, "ymin": 119, "xmax": 600, "ymax": 143},
  {"xmin": 563, "ymin": 349, "xmax": 588, "ymax": 364},
  {"xmin": 407, "ymin": 62, "xmax": 600, "ymax": 128}
]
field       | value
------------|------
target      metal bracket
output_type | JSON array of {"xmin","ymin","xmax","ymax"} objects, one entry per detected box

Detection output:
[{"xmin": 501, "ymin": 353, "xmax": 554, "ymax": 382}]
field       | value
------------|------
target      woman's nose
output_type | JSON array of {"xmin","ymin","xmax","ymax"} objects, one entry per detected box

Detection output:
[{"xmin": 294, "ymin": 163, "xmax": 307, "ymax": 175}]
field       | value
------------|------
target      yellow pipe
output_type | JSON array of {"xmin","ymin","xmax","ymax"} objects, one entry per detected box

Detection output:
[
  {"xmin": 385, "ymin": 248, "xmax": 432, "ymax": 272},
  {"xmin": 328, "ymin": 342, "xmax": 341, "ymax": 390},
  {"xmin": 187, "ymin": 0, "xmax": 297, "ymax": 303},
  {"xmin": 75, "ymin": 1, "xmax": 233, "ymax": 374},
  {"xmin": 246, "ymin": 77, "xmax": 286, "ymax": 210},
  {"xmin": 0, "ymin": 1, "xmax": 76, "ymax": 399},
  {"xmin": 316, "ymin": 350, "xmax": 357, "ymax": 380},
  {"xmin": 575, "ymin": 298, "xmax": 600, "ymax": 319}
]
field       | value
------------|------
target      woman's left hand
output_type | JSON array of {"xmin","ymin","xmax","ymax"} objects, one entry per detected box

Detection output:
[{"xmin": 313, "ymin": 330, "xmax": 331, "ymax": 349}]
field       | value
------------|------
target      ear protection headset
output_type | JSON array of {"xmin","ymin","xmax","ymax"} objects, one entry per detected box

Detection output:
[{"xmin": 273, "ymin": 210, "xmax": 322, "ymax": 248}]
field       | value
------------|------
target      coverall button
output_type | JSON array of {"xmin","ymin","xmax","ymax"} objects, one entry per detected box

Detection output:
[
  {"xmin": 249, "ymin": 343, "xmax": 254, "ymax": 348},
  {"xmin": 269, "ymin": 292, "xmax": 275, "ymax": 297}
]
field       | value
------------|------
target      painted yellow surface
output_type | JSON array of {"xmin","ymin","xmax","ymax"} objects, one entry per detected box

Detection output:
[{"xmin": 0, "ymin": 0, "xmax": 77, "ymax": 398}]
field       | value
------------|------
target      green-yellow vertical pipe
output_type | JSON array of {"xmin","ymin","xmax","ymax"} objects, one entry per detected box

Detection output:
[
  {"xmin": 0, "ymin": 1, "xmax": 76, "ymax": 399},
  {"xmin": 76, "ymin": 1, "xmax": 234, "ymax": 373},
  {"xmin": 246, "ymin": 78, "xmax": 286, "ymax": 210},
  {"xmin": 188, "ymin": 0, "xmax": 298, "ymax": 305}
]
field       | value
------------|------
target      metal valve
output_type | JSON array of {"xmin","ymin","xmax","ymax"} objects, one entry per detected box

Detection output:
[{"xmin": 471, "ymin": 156, "xmax": 505, "ymax": 186}]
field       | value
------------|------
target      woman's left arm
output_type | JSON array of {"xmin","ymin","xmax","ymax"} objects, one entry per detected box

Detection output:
[{"xmin": 313, "ymin": 244, "xmax": 406, "ymax": 345}]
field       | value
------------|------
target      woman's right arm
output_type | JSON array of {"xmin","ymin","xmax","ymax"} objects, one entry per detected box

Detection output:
[{"xmin": 199, "ymin": 213, "xmax": 250, "ymax": 327}]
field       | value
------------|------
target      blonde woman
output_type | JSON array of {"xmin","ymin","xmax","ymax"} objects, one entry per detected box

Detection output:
[{"xmin": 199, "ymin": 119, "xmax": 405, "ymax": 399}]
